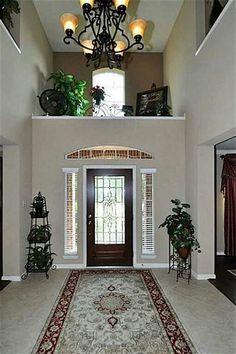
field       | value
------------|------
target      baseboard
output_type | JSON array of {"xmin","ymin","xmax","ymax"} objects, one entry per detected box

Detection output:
[
  {"xmin": 55, "ymin": 263, "xmax": 86, "ymax": 269},
  {"xmin": 191, "ymin": 271, "xmax": 216, "ymax": 280},
  {"xmin": 55, "ymin": 263, "xmax": 169, "ymax": 269},
  {"xmin": 135, "ymin": 263, "xmax": 169, "ymax": 269},
  {"xmin": 2, "ymin": 275, "xmax": 21, "ymax": 281},
  {"xmin": 216, "ymin": 252, "xmax": 225, "ymax": 256}
]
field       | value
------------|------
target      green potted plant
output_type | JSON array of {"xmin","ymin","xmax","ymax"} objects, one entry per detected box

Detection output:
[
  {"xmin": 156, "ymin": 103, "xmax": 172, "ymax": 117},
  {"xmin": 159, "ymin": 199, "xmax": 201, "ymax": 259},
  {"xmin": 27, "ymin": 245, "xmax": 56, "ymax": 270},
  {"xmin": 31, "ymin": 192, "xmax": 45, "ymax": 217},
  {"xmin": 0, "ymin": 0, "xmax": 20, "ymax": 28},
  {"xmin": 48, "ymin": 70, "xmax": 89, "ymax": 116},
  {"xmin": 90, "ymin": 85, "xmax": 105, "ymax": 106},
  {"xmin": 27, "ymin": 225, "xmax": 51, "ymax": 243}
]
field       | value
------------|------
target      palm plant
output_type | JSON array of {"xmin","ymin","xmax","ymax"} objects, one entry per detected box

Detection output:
[
  {"xmin": 27, "ymin": 225, "xmax": 51, "ymax": 243},
  {"xmin": 27, "ymin": 245, "xmax": 55, "ymax": 270}
]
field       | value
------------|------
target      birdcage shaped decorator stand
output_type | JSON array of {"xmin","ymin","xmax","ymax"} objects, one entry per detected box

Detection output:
[{"xmin": 22, "ymin": 192, "xmax": 56, "ymax": 279}]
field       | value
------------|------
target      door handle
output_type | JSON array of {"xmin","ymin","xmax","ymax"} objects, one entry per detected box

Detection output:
[{"xmin": 88, "ymin": 214, "xmax": 92, "ymax": 219}]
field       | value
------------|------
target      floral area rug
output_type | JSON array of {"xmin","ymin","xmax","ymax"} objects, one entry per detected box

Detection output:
[{"xmin": 33, "ymin": 270, "xmax": 196, "ymax": 354}]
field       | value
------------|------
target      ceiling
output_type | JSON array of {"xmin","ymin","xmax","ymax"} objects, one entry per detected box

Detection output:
[{"xmin": 33, "ymin": 0, "xmax": 184, "ymax": 53}]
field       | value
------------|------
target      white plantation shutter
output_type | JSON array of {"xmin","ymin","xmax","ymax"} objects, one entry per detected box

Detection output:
[
  {"xmin": 141, "ymin": 169, "xmax": 156, "ymax": 255},
  {"xmin": 63, "ymin": 168, "xmax": 79, "ymax": 255}
]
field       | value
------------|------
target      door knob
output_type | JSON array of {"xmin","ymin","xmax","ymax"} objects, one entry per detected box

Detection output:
[{"xmin": 88, "ymin": 214, "xmax": 92, "ymax": 219}]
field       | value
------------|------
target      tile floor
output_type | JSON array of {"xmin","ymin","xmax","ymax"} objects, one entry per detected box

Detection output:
[{"xmin": 0, "ymin": 269, "xmax": 235, "ymax": 354}]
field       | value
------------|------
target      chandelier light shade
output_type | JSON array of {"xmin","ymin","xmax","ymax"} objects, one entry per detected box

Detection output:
[
  {"xmin": 80, "ymin": 0, "xmax": 95, "ymax": 9},
  {"xmin": 60, "ymin": 13, "xmax": 79, "ymax": 35},
  {"xmin": 81, "ymin": 39, "xmax": 94, "ymax": 54},
  {"xmin": 115, "ymin": 41, "xmax": 126, "ymax": 56},
  {"xmin": 113, "ymin": 0, "xmax": 130, "ymax": 9},
  {"xmin": 60, "ymin": 0, "xmax": 147, "ymax": 69},
  {"xmin": 129, "ymin": 19, "xmax": 147, "ymax": 39}
]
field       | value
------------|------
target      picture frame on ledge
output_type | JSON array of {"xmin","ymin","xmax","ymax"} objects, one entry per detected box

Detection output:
[{"xmin": 136, "ymin": 86, "xmax": 168, "ymax": 116}]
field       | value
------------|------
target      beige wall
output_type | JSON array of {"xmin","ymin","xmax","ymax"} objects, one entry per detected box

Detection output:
[
  {"xmin": 0, "ymin": 1, "xmax": 53, "ymax": 277},
  {"xmin": 164, "ymin": 0, "xmax": 236, "ymax": 275},
  {"xmin": 32, "ymin": 118, "xmax": 185, "ymax": 266},
  {"xmin": 53, "ymin": 52, "xmax": 163, "ymax": 111}
]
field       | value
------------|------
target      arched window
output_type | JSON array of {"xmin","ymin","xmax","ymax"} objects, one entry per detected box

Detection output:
[
  {"xmin": 92, "ymin": 68, "xmax": 125, "ymax": 113},
  {"xmin": 65, "ymin": 146, "xmax": 153, "ymax": 160}
]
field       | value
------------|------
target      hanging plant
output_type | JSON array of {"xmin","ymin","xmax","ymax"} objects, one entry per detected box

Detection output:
[
  {"xmin": 0, "ymin": 0, "xmax": 20, "ymax": 28},
  {"xmin": 48, "ymin": 70, "xmax": 89, "ymax": 116}
]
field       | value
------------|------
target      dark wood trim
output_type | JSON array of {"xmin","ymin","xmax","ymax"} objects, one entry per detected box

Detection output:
[{"xmin": 214, "ymin": 144, "xmax": 217, "ymax": 273}]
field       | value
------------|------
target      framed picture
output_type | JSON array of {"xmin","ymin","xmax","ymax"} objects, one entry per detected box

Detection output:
[{"xmin": 136, "ymin": 86, "xmax": 168, "ymax": 116}]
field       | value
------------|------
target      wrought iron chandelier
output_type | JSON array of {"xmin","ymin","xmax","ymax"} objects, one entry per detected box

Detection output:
[{"xmin": 60, "ymin": 0, "xmax": 147, "ymax": 69}]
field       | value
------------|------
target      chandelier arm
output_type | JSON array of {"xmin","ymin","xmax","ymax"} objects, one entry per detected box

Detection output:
[
  {"xmin": 63, "ymin": 36, "xmax": 80, "ymax": 46},
  {"xmin": 83, "ymin": 10, "xmax": 102, "ymax": 44},
  {"xmin": 110, "ymin": 13, "xmax": 126, "ymax": 43},
  {"xmin": 115, "ymin": 28, "xmax": 131, "ymax": 52},
  {"xmin": 127, "ymin": 41, "xmax": 144, "ymax": 51}
]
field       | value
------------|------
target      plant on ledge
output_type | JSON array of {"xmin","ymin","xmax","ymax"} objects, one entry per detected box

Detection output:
[
  {"xmin": 90, "ymin": 85, "xmax": 105, "ymax": 106},
  {"xmin": 159, "ymin": 199, "xmax": 201, "ymax": 259},
  {"xmin": 48, "ymin": 70, "xmax": 89, "ymax": 116},
  {"xmin": 0, "ymin": 0, "xmax": 20, "ymax": 28},
  {"xmin": 156, "ymin": 103, "xmax": 172, "ymax": 117}
]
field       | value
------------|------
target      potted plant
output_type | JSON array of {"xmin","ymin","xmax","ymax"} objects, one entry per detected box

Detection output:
[
  {"xmin": 159, "ymin": 199, "xmax": 201, "ymax": 259},
  {"xmin": 48, "ymin": 70, "xmax": 89, "ymax": 116},
  {"xmin": 0, "ymin": 0, "xmax": 20, "ymax": 28},
  {"xmin": 27, "ymin": 244, "xmax": 56, "ymax": 270},
  {"xmin": 27, "ymin": 224, "xmax": 51, "ymax": 243},
  {"xmin": 31, "ymin": 192, "xmax": 45, "ymax": 217},
  {"xmin": 90, "ymin": 85, "xmax": 105, "ymax": 106},
  {"xmin": 156, "ymin": 103, "xmax": 172, "ymax": 117}
]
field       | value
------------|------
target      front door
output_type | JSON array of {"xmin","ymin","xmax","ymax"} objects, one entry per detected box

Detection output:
[{"xmin": 87, "ymin": 169, "xmax": 133, "ymax": 266}]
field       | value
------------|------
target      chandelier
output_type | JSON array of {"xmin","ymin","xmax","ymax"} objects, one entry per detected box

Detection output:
[{"xmin": 60, "ymin": 0, "xmax": 147, "ymax": 69}]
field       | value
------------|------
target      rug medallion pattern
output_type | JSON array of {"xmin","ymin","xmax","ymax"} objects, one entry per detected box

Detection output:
[{"xmin": 33, "ymin": 270, "xmax": 196, "ymax": 354}]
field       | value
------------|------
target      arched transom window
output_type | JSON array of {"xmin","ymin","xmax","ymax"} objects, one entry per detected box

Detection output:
[{"xmin": 65, "ymin": 146, "xmax": 153, "ymax": 160}]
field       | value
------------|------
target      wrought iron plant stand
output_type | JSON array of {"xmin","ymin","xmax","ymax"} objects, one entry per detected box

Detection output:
[
  {"xmin": 22, "ymin": 192, "xmax": 56, "ymax": 279},
  {"xmin": 169, "ymin": 238, "xmax": 192, "ymax": 284}
]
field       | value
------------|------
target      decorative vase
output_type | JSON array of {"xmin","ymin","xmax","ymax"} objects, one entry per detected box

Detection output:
[{"xmin": 178, "ymin": 247, "xmax": 190, "ymax": 259}]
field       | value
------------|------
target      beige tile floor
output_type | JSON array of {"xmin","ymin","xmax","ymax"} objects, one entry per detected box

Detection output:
[{"xmin": 0, "ymin": 268, "xmax": 235, "ymax": 354}]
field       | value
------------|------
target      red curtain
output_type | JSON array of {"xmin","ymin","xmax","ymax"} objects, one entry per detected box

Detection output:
[{"xmin": 221, "ymin": 154, "xmax": 236, "ymax": 256}]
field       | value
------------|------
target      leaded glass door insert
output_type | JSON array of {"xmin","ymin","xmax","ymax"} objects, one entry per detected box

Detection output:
[
  {"xmin": 95, "ymin": 176, "xmax": 125, "ymax": 245},
  {"xmin": 87, "ymin": 169, "xmax": 133, "ymax": 266}
]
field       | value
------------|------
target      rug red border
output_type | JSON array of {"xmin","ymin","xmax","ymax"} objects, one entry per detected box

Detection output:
[{"xmin": 33, "ymin": 269, "xmax": 196, "ymax": 354}]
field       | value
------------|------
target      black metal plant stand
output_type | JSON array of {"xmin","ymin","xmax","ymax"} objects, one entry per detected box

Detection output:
[
  {"xmin": 168, "ymin": 238, "xmax": 192, "ymax": 284},
  {"xmin": 22, "ymin": 192, "xmax": 56, "ymax": 279}
]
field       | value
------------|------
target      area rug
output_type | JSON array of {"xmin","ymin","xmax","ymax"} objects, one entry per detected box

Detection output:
[
  {"xmin": 228, "ymin": 269, "xmax": 236, "ymax": 277},
  {"xmin": 33, "ymin": 270, "xmax": 196, "ymax": 354}
]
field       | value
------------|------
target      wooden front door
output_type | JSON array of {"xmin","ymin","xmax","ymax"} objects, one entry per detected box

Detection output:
[{"xmin": 87, "ymin": 169, "xmax": 133, "ymax": 266}]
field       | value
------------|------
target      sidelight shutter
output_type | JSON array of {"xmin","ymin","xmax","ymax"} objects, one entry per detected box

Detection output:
[
  {"xmin": 141, "ymin": 170, "xmax": 156, "ymax": 255},
  {"xmin": 63, "ymin": 168, "xmax": 79, "ymax": 255}
]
